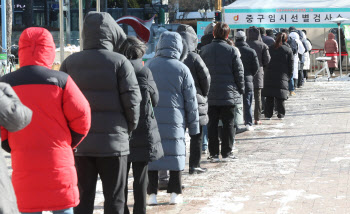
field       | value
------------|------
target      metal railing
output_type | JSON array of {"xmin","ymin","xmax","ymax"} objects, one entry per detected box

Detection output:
[{"xmin": 310, "ymin": 49, "xmax": 349, "ymax": 77}]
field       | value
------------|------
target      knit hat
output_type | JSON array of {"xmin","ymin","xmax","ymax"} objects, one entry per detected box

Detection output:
[{"xmin": 235, "ymin": 30, "xmax": 246, "ymax": 41}]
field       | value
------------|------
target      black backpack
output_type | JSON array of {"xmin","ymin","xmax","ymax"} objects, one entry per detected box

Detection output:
[{"xmin": 287, "ymin": 36, "xmax": 298, "ymax": 55}]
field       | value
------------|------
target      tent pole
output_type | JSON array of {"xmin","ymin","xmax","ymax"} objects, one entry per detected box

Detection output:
[
  {"xmin": 79, "ymin": 0, "xmax": 83, "ymax": 51},
  {"xmin": 338, "ymin": 23, "xmax": 342, "ymax": 77},
  {"xmin": 59, "ymin": 0, "xmax": 64, "ymax": 63}
]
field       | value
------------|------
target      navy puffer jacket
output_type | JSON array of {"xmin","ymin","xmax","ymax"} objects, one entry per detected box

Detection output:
[{"xmin": 200, "ymin": 38, "xmax": 244, "ymax": 106}]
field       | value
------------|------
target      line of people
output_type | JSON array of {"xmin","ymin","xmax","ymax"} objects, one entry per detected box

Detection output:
[{"xmin": 0, "ymin": 11, "xmax": 314, "ymax": 214}]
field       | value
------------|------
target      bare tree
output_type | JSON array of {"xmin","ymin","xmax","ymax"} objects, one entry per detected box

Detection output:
[{"xmin": 176, "ymin": 0, "xmax": 214, "ymax": 12}]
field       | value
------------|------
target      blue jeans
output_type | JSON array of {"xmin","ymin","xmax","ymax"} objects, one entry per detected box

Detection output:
[
  {"xmin": 288, "ymin": 77, "xmax": 294, "ymax": 91},
  {"xmin": 202, "ymin": 125, "xmax": 208, "ymax": 151},
  {"xmin": 22, "ymin": 208, "xmax": 73, "ymax": 214},
  {"xmin": 243, "ymin": 91, "xmax": 253, "ymax": 126}
]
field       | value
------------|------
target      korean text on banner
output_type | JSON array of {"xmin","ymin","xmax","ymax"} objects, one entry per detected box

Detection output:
[{"xmin": 224, "ymin": 8, "xmax": 350, "ymax": 29}]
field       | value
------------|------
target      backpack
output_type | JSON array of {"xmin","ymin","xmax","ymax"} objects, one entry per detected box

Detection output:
[{"xmin": 287, "ymin": 36, "xmax": 298, "ymax": 55}]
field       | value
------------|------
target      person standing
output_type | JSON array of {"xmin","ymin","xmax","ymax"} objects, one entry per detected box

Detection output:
[
  {"xmin": 235, "ymin": 31, "xmax": 259, "ymax": 131},
  {"xmin": 0, "ymin": 83, "xmax": 32, "ymax": 214},
  {"xmin": 146, "ymin": 31, "xmax": 199, "ymax": 205},
  {"xmin": 262, "ymin": 32, "xmax": 294, "ymax": 119},
  {"xmin": 60, "ymin": 12, "xmax": 142, "ymax": 214},
  {"xmin": 259, "ymin": 27, "xmax": 275, "ymax": 47},
  {"xmin": 119, "ymin": 37, "xmax": 164, "ymax": 214},
  {"xmin": 324, "ymin": 32, "xmax": 338, "ymax": 75},
  {"xmin": 200, "ymin": 22, "xmax": 244, "ymax": 162},
  {"xmin": 289, "ymin": 30, "xmax": 305, "ymax": 91},
  {"xmin": 1, "ymin": 27, "xmax": 91, "ymax": 214},
  {"xmin": 177, "ymin": 24, "xmax": 211, "ymax": 174},
  {"xmin": 302, "ymin": 30, "xmax": 313, "ymax": 80},
  {"xmin": 246, "ymin": 26, "xmax": 271, "ymax": 125}
]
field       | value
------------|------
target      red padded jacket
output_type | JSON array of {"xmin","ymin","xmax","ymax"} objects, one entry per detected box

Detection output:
[{"xmin": 0, "ymin": 27, "xmax": 91, "ymax": 212}]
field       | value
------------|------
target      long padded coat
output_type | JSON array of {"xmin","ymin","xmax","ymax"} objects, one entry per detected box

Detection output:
[
  {"xmin": 200, "ymin": 38, "xmax": 245, "ymax": 106},
  {"xmin": 128, "ymin": 59, "xmax": 163, "ymax": 162},
  {"xmin": 177, "ymin": 24, "xmax": 211, "ymax": 126},
  {"xmin": 247, "ymin": 27, "xmax": 271, "ymax": 89},
  {"xmin": 325, "ymin": 33, "xmax": 338, "ymax": 68},
  {"xmin": 0, "ymin": 27, "xmax": 91, "ymax": 213},
  {"xmin": 0, "ymin": 83, "xmax": 32, "ymax": 214},
  {"xmin": 262, "ymin": 43, "xmax": 294, "ymax": 100},
  {"xmin": 235, "ymin": 40, "xmax": 259, "ymax": 93},
  {"xmin": 146, "ymin": 31, "xmax": 200, "ymax": 171},
  {"xmin": 60, "ymin": 12, "xmax": 142, "ymax": 157}
]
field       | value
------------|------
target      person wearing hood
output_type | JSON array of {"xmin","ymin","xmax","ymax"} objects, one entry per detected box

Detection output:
[
  {"xmin": 197, "ymin": 22, "xmax": 216, "ymax": 50},
  {"xmin": 200, "ymin": 22, "xmax": 244, "ymax": 162},
  {"xmin": 301, "ymin": 30, "xmax": 312, "ymax": 80},
  {"xmin": 246, "ymin": 26, "xmax": 271, "ymax": 125},
  {"xmin": 262, "ymin": 32, "xmax": 294, "ymax": 119},
  {"xmin": 0, "ymin": 27, "xmax": 91, "ymax": 214},
  {"xmin": 259, "ymin": 27, "xmax": 275, "ymax": 47},
  {"xmin": 324, "ymin": 32, "xmax": 339, "ymax": 75},
  {"xmin": 177, "ymin": 24, "xmax": 211, "ymax": 175},
  {"xmin": 145, "ymin": 31, "xmax": 199, "ymax": 205},
  {"xmin": 60, "ymin": 12, "xmax": 141, "ymax": 214},
  {"xmin": 235, "ymin": 31, "xmax": 259, "ymax": 131},
  {"xmin": 289, "ymin": 30, "xmax": 305, "ymax": 92},
  {"xmin": 0, "ymin": 83, "xmax": 32, "ymax": 214},
  {"xmin": 296, "ymin": 29, "xmax": 309, "ymax": 87}
]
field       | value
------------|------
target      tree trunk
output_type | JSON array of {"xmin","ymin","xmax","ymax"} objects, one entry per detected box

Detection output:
[
  {"xmin": 23, "ymin": 0, "xmax": 33, "ymax": 27},
  {"xmin": 6, "ymin": 0, "xmax": 12, "ymax": 54}
]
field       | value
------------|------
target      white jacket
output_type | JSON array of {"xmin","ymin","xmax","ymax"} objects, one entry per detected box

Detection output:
[
  {"xmin": 302, "ymin": 32, "xmax": 312, "ymax": 70},
  {"xmin": 289, "ymin": 32, "xmax": 305, "ymax": 79}
]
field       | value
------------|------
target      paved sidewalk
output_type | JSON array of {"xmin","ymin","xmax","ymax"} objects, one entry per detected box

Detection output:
[
  {"xmin": 5, "ymin": 80, "xmax": 350, "ymax": 214},
  {"xmin": 138, "ymin": 81, "xmax": 350, "ymax": 214}
]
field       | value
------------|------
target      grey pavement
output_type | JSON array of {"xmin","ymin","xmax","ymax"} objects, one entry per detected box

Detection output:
[{"xmin": 5, "ymin": 80, "xmax": 350, "ymax": 214}]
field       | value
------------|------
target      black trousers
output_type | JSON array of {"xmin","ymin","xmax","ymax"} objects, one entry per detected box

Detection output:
[
  {"xmin": 253, "ymin": 88, "xmax": 262, "ymax": 121},
  {"xmin": 298, "ymin": 62, "xmax": 304, "ymax": 87},
  {"xmin": 147, "ymin": 170, "xmax": 182, "ymax": 194},
  {"xmin": 74, "ymin": 156, "xmax": 127, "ymax": 214},
  {"xmin": 264, "ymin": 97, "xmax": 286, "ymax": 119},
  {"xmin": 189, "ymin": 126, "xmax": 203, "ymax": 168},
  {"xmin": 208, "ymin": 106, "xmax": 235, "ymax": 157},
  {"xmin": 124, "ymin": 162, "xmax": 148, "ymax": 214}
]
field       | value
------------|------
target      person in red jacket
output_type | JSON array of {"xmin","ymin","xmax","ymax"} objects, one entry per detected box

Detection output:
[{"xmin": 0, "ymin": 27, "xmax": 91, "ymax": 214}]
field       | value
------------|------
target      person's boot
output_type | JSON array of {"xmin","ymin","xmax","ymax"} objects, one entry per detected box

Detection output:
[{"xmin": 189, "ymin": 167, "xmax": 208, "ymax": 175}]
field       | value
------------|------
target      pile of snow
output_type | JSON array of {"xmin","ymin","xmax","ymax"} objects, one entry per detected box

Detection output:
[
  {"xmin": 55, "ymin": 45, "xmax": 80, "ymax": 53},
  {"xmin": 314, "ymin": 74, "xmax": 350, "ymax": 82},
  {"xmin": 54, "ymin": 45, "xmax": 81, "ymax": 64}
]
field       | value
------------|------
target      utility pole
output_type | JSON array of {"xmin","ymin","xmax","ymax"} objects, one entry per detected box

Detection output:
[{"xmin": 215, "ymin": 0, "xmax": 222, "ymax": 11}]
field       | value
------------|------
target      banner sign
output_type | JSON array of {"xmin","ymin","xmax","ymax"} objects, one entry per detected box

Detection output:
[
  {"xmin": 224, "ymin": 8, "xmax": 350, "ymax": 29},
  {"xmin": 343, "ymin": 25, "xmax": 350, "ymax": 62},
  {"xmin": 197, "ymin": 21, "xmax": 212, "ymax": 43}
]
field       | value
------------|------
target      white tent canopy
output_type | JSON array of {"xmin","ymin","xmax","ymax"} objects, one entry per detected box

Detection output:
[{"xmin": 224, "ymin": 0, "xmax": 350, "ymax": 28}]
